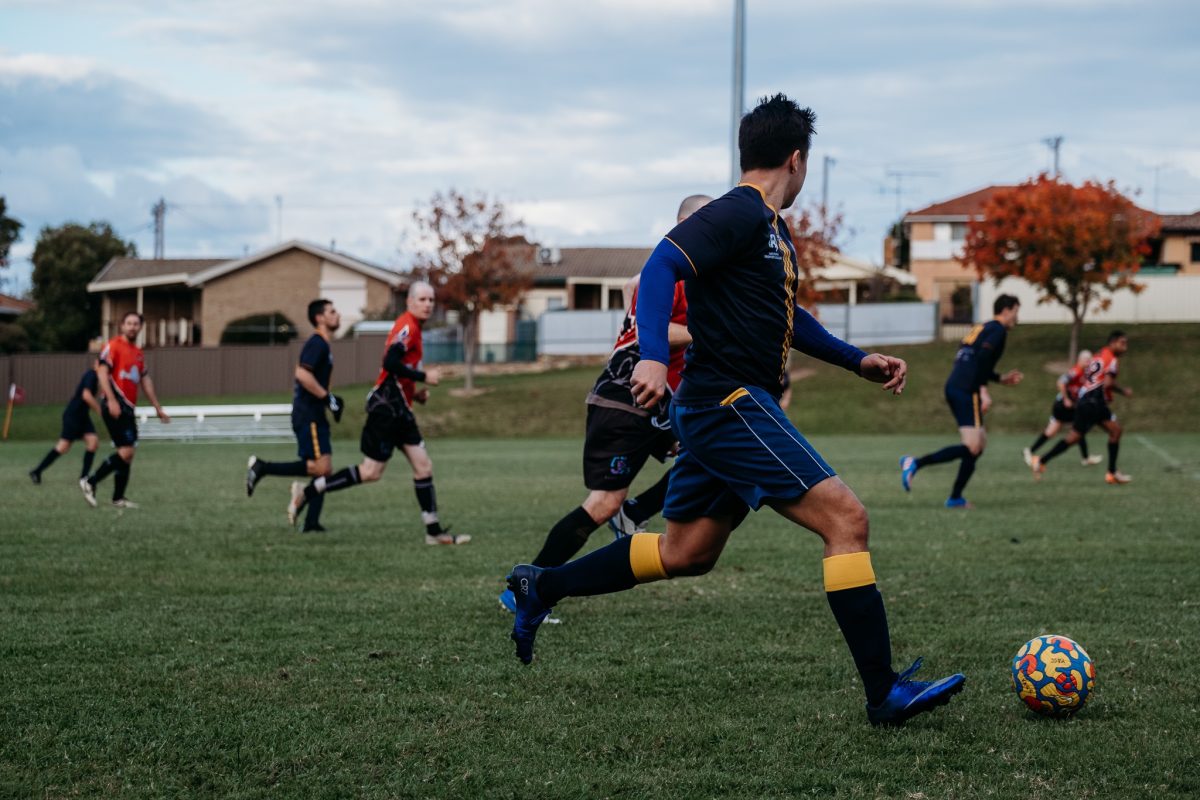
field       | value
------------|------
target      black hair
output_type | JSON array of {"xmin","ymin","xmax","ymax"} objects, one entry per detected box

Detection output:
[
  {"xmin": 738, "ymin": 93, "xmax": 817, "ymax": 172},
  {"xmin": 993, "ymin": 294, "xmax": 1020, "ymax": 315},
  {"xmin": 307, "ymin": 298, "xmax": 332, "ymax": 327},
  {"xmin": 121, "ymin": 311, "xmax": 144, "ymax": 324},
  {"xmin": 1108, "ymin": 329, "xmax": 1126, "ymax": 343}
]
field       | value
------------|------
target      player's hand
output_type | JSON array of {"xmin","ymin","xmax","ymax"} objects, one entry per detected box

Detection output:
[
  {"xmin": 106, "ymin": 399, "xmax": 121, "ymax": 417},
  {"xmin": 859, "ymin": 354, "xmax": 907, "ymax": 395},
  {"xmin": 980, "ymin": 387, "xmax": 993, "ymax": 415},
  {"xmin": 157, "ymin": 409, "xmax": 171, "ymax": 424},
  {"xmin": 327, "ymin": 393, "xmax": 345, "ymax": 423},
  {"xmin": 424, "ymin": 367, "xmax": 441, "ymax": 387},
  {"xmin": 1122, "ymin": 386, "xmax": 1133, "ymax": 397},
  {"xmin": 631, "ymin": 360, "xmax": 668, "ymax": 408},
  {"xmin": 413, "ymin": 388, "xmax": 430, "ymax": 405},
  {"xmin": 1001, "ymin": 369, "xmax": 1024, "ymax": 386}
]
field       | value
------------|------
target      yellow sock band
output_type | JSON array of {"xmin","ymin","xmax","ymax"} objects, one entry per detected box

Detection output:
[
  {"xmin": 629, "ymin": 533, "xmax": 668, "ymax": 582},
  {"xmin": 823, "ymin": 551, "xmax": 876, "ymax": 592}
]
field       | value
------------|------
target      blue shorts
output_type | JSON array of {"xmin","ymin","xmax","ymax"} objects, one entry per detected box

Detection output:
[
  {"xmin": 294, "ymin": 415, "xmax": 331, "ymax": 461},
  {"xmin": 944, "ymin": 386, "xmax": 982, "ymax": 428},
  {"xmin": 663, "ymin": 384, "xmax": 836, "ymax": 527}
]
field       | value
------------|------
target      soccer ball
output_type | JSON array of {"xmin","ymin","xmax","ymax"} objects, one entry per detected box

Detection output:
[{"xmin": 1011, "ymin": 635, "xmax": 1095, "ymax": 718}]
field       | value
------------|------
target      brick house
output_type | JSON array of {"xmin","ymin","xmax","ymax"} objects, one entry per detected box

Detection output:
[{"xmin": 87, "ymin": 240, "xmax": 407, "ymax": 347}]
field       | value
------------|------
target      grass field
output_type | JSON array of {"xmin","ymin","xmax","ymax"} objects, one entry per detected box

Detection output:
[{"xmin": 3, "ymin": 432, "xmax": 1199, "ymax": 798}]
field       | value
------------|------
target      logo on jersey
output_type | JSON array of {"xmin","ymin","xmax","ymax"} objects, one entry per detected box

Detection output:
[
  {"xmin": 609, "ymin": 456, "xmax": 630, "ymax": 476},
  {"xmin": 119, "ymin": 366, "xmax": 141, "ymax": 384},
  {"xmin": 392, "ymin": 324, "xmax": 411, "ymax": 345},
  {"xmin": 765, "ymin": 232, "xmax": 782, "ymax": 261}
]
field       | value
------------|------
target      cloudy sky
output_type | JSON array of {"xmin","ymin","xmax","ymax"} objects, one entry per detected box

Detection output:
[{"xmin": 1, "ymin": 0, "xmax": 1197, "ymax": 292}]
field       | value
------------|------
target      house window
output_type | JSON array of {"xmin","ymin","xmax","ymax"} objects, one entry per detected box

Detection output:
[
  {"xmin": 950, "ymin": 222, "xmax": 968, "ymax": 241},
  {"xmin": 1191, "ymin": 242, "xmax": 1200, "ymax": 263},
  {"xmin": 607, "ymin": 288, "xmax": 625, "ymax": 310},
  {"xmin": 572, "ymin": 283, "xmax": 602, "ymax": 310}
]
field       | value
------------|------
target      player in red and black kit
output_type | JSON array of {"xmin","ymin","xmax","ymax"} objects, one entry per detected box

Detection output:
[
  {"xmin": 290, "ymin": 281, "xmax": 470, "ymax": 544},
  {"xmin": 497, "ymin": 195, "xmax": 707, "ymax": 613},
  {"xmin": 80, "ymin": 311, "xmax": 170, "ymax": 508},
  {"xmin": 1023, "ymin": 349, "xmax": 1102, "ymax": 467},
  {"xmin": 29, "ymin": 361, "xmax": 103, "ymax": 484},
  {"xmin": 1032, "ymin": 330, "xmax": 1133, "ymax": 484}
]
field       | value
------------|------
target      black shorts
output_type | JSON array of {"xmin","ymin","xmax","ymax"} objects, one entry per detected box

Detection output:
[
  {"xmin": 293, "ymin": 414, "xmax": 331, "ymax": 461},
  {"xmin": 583, "ymin": 403, "xmax": 676, "ymax": 491},
  {"xmin": 360, "ymin": 408, "xmax": 423, "ymax": 462},
  {"xmin": 1072, "ymin": 395, "xmax": 1114, "ymax": 435},
  {"xmin": 1050, "ymin": 398, "xmax": 1075, "ymax": 423},
  {"xmin": 101, "ymin": 407, "xmax": 138, "ymax": 448},
  {"xmin": 60, "ymin": 409, "xmax": 96, "ymax": 441},
  {"xmin": 944, "ymin": 386, "xmax": 982, "ymax": 428}
]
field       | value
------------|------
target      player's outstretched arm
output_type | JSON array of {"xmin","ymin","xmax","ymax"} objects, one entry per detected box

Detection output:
[
  {"xmin": 858, "ymin": 353, "xmax": 908, "ymax": 396},
  {"xmin": 791, "ymin": 305, "xmax": 868, "ymax": 374},
  {"xmin": 142, "ymin": 375, "xmax": 170, "ymax": 423}
]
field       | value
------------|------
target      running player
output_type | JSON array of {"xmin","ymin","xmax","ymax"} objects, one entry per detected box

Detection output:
[
  {"xmin": 505, "ymin": 94, "xmax": 964, "ymax": 726},
  {"xmin": 30, "ymin": 361, "xmax": 103, "ymax": 484},
  {"xmin": 1023, "ymin": 349, "xmax": 1102, "ymax": 467},
  {"xmin": 1032, "ymin": 330, "xmax": 1132, "ymax": 484},
  {"xmin": 498, "ymin": 195, "xmax": 708, "ymax": 613},
  {"xmin": 245, "ymin": 299, "xmax": 344, "ymax": 532},
  {"xmin": 80, "ymin": 312, "xmax": 170, "ymax": 508},
  {"xmin": 288, "ymin": 282, "xmax": 470, "ymax": 545},
  {"xmin": 900, "ymin": 296, "xmax": 1023, "ymax": 508}
]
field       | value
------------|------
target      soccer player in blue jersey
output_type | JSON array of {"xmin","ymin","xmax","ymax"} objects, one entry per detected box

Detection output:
[
  {"xmin": 29, "ymin": 362, "xmax": 102, "ymax": 484},
  {"xmin": 505, "ymin": 94, "xmax": 965, "ymax": 726},
  {"xmin": 900, "ymin": 296, "xmax": 1023, "ymax": 508}
]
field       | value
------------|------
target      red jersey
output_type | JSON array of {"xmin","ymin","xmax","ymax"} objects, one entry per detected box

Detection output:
[
  {"xmin": 1060, "ymin": 365, "xmax": 1086, "ymax": 402},
  {"xmin": 614, "ymin": 282, "xmax": 689, "ymax": 390},
  {"xmin": 1079, "ymin": 347, "xmax": 1118, "ymax": 402},
  {"xmin": 100, "ymin": 335, "xmax": 146, "ymax": 408},
  {"xmin": 375, "ymin": 311, "xmax": 423, "ymax": 405}
]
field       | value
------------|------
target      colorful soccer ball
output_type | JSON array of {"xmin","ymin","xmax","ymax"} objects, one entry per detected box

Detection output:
[{"xmin": 1011, "ymin": 635, "xmax": 1096, "ymax": 718}]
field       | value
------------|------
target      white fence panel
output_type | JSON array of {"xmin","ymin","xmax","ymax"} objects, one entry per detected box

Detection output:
[
  {"xmin": 976, "ymin": 275, "xmax": 1200, "ymax": 324},
  {"xmin": 538, "ymin": 310, "xmax": 625, "ymax": 356},
  {"xmin": 814, "ymin": 302, "xmax": 937, "ymax": 347}
]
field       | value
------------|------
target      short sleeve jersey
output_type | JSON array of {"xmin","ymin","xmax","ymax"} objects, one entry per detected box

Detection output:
[
  {"xmin": 375, "ymin": 311, "xmax": 422, "ymax": 405},
  {"xmin": 661, "ymin": 184, "xmax": 803, "ymax": 403},
  {"xmin": 591, "ymin": 282, "xmax": 689, "ymax": 406},
  {"xmin": 1079, "ymin": 347, "xmax": 1118, "ymax": 402},
  {"xmin": 294, "ymin": 333, "xmax": 333, "ymax": 414},
  {"xmin": 66, "ymin": 369, "xmax": 99, "ymax": 416},
  {"xmin": 100, "ymin": 336, "xmax": 146, "ymax": 409},
  {"xmin": 946, "ymin": 320, "xmax": 1007, "ymax": 392}
]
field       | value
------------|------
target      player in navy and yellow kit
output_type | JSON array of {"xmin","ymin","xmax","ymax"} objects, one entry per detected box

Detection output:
[
  {"xmin": 900, "ymin": 296, "xmax": 1023, "ymax": 508},
  {"xmin": 505, "ymin": 94, "xmax": 965, "ymax": 726},
  {"xmin": 245, "ymin": 299, "xmax": 344, "ymax": 532},
  {"xmin": 1032, "ymin": 330, "xmax": 1133, "ymax": 484},
  {"xmin": 29, "ymin": 361, "xmax": 103, "ymax": 484},
  {"xmin": 80, "ymin": 311, "xmax": 170, "ymax": 508},
  {"xmin": 1023, "ymin": 349, "xmax": 1102, "ymax": 467},
  {"xmin": 286, "ymin": 282, "xmax": 470, "ymax": 544}
]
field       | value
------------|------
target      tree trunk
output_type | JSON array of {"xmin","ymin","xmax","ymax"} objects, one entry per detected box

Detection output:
[
  {"xmin": 1069, "ymin": 311, "xmax": 1083, "ymax": 364},
  {"xmin": 463, "ymin": 312, "xmax": 476, "ymax": 393}
]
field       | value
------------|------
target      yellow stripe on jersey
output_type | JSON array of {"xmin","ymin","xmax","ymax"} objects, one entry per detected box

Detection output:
[
  {"xmin": 663, "ymin": 236, "xmax": 699, "ymax": 275},
  {"xmin": 973, "ymin": 392, "xmax": 981, "ymax": 427},
  {"xmin": 961, "ymin": 324, "xmax": 984, "ymax": 346},
  {"xmin": 719, "ymin": 387, "xmax": 750, "ymax": 406},
  {"xmin": 737, "ymin": 182, "xmax": 777, "ymax": 215},
  {"xmin": 310, "ymin": 422, "xmax": 321, "ymax": 458},
  {"xmin": 823, "ymin": 551, "xmax": 876, "ymax": 592},
  {"xmin": 770, "ymin": 216, "xmax": 797, "ymax": 380},
  {"xmin": 629, "ymin": 533, "xmax": 668, "ymax": 582}
]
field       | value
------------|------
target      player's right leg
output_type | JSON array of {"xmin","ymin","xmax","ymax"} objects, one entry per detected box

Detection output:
[
  {"xmin": 1098, "ymin": 419, "xmax": 1130, "ymax": 483},
  {"xmin": 30, "ymin": 437, "xmax": 72, "ymax": 484},
  {"xmin": 1026, "ymin": 414, "xmax": 1061, "ymax": 464},
  {"xmin": 902, "ymin": 388, "xmax": 976, "ymax": 492}
]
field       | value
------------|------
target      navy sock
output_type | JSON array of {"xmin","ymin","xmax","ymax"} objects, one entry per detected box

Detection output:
[
  {"xmin": 624, "ymin": 472, "xmax": 671, "ymax": 525},
  {"xmin": 260, "ymin": 459, "xmax": 309, "ymax": 477},
  {"xmin": 81, "ymin": 450, "xmax": 96, "ymax": 479},
  {"xmin": 90, "ymin": 453, "xmax": 121, "ymax": 486},
  {"xmin": 414, "ymin": 478, "xmax": 442, "ymax": 535},
  {"xmin": 1040, "ymin": 439, "xmax": 1071, "ymax": 465},
  {"xmin": 537, "ymin": 535, "xmax": 637, "ymax": 607},
  {"xmin": 113, "ymin": 459, "xmax": 131, "ymax": 501},
  {"xmin": 304, "ymin": 492, "xmax": 325, "ymax": 530},
  {"xmin": 1108, "ymin": 440, "xmax": 1120, "ymax": 472},
  {"xmin": 32, "ymin": 449, "xmax": 61, "ymax": 476},
  {"xmin": 533, "ymin": 506, "xmax": 600, "ymax": 568},
  {"xmin": 1078, "ymin": 437, "xmax": 1090, "ymax": 459},
  {"xmin": 949, "ymin": 453, "xmax": 977, "ymax": 500},
  {"xmin": 827, "ymin": 584, "xmax": 898, "ymax": 707},
  {"xmin": 1030, "ymin": 433, "xmax": 1049, "ymax": 453},
  {"xmin": 915, "ymin": 444, "xmax": 969, "ymax": 469}
]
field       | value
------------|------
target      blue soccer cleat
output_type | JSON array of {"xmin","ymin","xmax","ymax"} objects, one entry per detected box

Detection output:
[
  {"xmin": 866, "ymin": 657, "xmax": 966, "ymax": 727},
  {"xmin": 899, "ymin": 455, "xmax": 917, "ymax": 492},
  {"xmin": 944, "ymin": 496, "xmax": 973, "ymax": 509},
  {"xmin": 498, "ymin": 588, "xmax": 516, "ymax": 613},
  {"xmin": 507, "ymin": 564, "xmax": 553, "ymax": 665}
]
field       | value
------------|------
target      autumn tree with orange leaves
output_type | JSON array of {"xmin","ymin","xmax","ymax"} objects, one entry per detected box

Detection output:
[
  {"xmin": 781, "ymin": 203, "xmax": 843, "ymax": 308},
  {"xmin": 411, "ymin": 190, "xmax": 532, "ymax": 392},
  {"xmin": 963, "ymin": 174, "xmax": 1158, "ymax": 360}
]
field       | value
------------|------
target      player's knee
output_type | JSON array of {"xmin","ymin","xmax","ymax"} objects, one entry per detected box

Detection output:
[
  {"xmin": 842, "ymin": 502, "xmax": 870, "ymax": 549},
  {"xmin": 584, "ymin": 491, "xmax": 625, "ymax": 522},
  {"xmin": 966, "ymin": 441, "xmax": 984, "ymax": 457},
  {"xmin": 672, "ymin": 550, "xmax": 720, "ymax": 577},
  {"xmin": 359, "ymin": 462, "xmax": 385, "ymax": 482}
]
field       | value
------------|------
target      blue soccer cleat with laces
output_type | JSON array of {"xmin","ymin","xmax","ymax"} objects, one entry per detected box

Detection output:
[
  {"xmin": 899, "ymin": 456, "xmax": 917, "ymax": 492},
  {"xmin": 866, "ymin": 657, "xmax": 965, "ymax": 726},
  {"xmin": 498, "ymin": 588, "xmax": 516, "ymax": 613},
  {"xmin": 507, "ymin": 564, "xmax": 553, "ymax": 665}
]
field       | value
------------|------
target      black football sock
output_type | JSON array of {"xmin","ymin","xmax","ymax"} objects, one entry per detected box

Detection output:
[
  {"xmin": 303, "ymin": 492, "xmax": 325, "ymax": 530},
  {"xmin": 1078, "ymin": 437, "xmax": 1090, "ymax": 459},
  {"xmin": 537, "ymin": 533, "xmax": 668, "ymax": 607},
  {"xmin": 624, "ymin": 472, "xmax": 672, "ymax": 525},
  {"xmin": 112, "ymin": 459, "xmax": 131, "ymax": 501},
  {"xmin": 915, "ymin": 444, "xmax": 969, "ymax": 469},
  {"xmin": 949, "ymin": 453, "xmax": 977, "ymax": 500},
  {"xmin": 306, "ymin": 466, "xmax": 361, "ymax": 499},
  {"xmin": 81, "ymin": 450, "xmax": 96, "ymax": 479},
  {"xmin": 1029, "ymin": 433, "xmax": 1049, "ymax": 454},
  {"xmin": 825, "ymin": 552, "xmax": 898, "ymax": 707},
  {"xmin": 414, "ymin": 478, "xmax": 442, "ymax": 535},
  {"xmin": 259, "ymin": 459, "xmax": 309, "ymax": 477},
  {"xmin": 1108, "ymin": 441, "xmax": 1120, "ymax": 472},
  {"xmin": 532, "ymin": 506, "xmax": 601, "ymax": 568},
  {"xmin": 90, "ymin": 453, "xmax": 121, "ymax": 486},
  {"xmin": 32, "ymin": 449, "xmax": 61, "ymax": 476},
  {"xmin": 1039, "ymin": 439, "xmax": 1071, "ymax": 465}
]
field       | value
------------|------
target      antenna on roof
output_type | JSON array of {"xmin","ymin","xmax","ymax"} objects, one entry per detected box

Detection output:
[{"xmin": 152, "ymin": 198, "xmax": 166, "ymax": 259}]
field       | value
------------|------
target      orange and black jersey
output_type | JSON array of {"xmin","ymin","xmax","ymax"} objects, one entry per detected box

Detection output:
[
  {"xmin": 636, "ymin": 184, "xmax": 866, "ymax": 404},
  {"xmin": 946, "ymin": 320, "xmax": 1007, "ymax": 392},
  {"xmin": 99, "ymin": 336, "xmax": 146, "ymax": 410},
  {"xmin": 1079, "ymin": 347, "xmax": 1119, "ymax": 403}
]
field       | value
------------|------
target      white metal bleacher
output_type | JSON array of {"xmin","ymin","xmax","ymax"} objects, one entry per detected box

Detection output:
[{"xmin": 134, "ymin": 404, "xmax": 294, "ymax": 442}]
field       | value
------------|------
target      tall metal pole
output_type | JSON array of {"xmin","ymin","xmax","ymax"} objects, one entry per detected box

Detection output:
[
  {"xmin": 730, "ymin": 0, "xmax": 745, "ymax": 187},
  {"xmin": 152, "ymin": 197, "xmax": 166, "ymax": 259},
  {"xmin": 822, "ymin": 155, "xmax": 836, "ymax": 212},
  {"xmin": 1042, "ymin": 135, "xmax": 1063, "ymax": 177}
]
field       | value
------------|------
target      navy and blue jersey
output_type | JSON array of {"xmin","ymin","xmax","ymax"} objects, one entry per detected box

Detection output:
[
  {"xmin": 293, "ymin": 333, "xmax": 333, "ymax": 416},
  {"xmin": 637, "ymin": 184, "xmax": 866, "ymax": 404},
  {"xmin": 946, "ymin": 320, "xmax": 1006, "ymax": 392},
  {"xmin": 65, "ymin": 369, "xmax": 99, "ymax": 417}
]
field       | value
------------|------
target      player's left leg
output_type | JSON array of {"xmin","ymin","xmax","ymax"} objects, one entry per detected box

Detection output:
[
  {"xmin": 401, "ymin": 441, "xmax": 468, "ymax": 544},
  {"xmin": 1098, "ymin": 418, "xmax": 1129, "ymax": 483},
  {"xmin": 1026, "ymin": 416, "xmax": 1061, "ymax": 464},
  {"xmin": 110, "ymin": 445, "xmax": 137, "ymax": 507},
  {"xmin": 30, "ymin": 438, "xmax": 72, "ymax": 484},
  {"xmin": 946, "ymin": 427, "xmax": 985, "ymax": 508},
  {"xmin": 80, "ymin": 433, "xmax": 99, "ymax": 479}
]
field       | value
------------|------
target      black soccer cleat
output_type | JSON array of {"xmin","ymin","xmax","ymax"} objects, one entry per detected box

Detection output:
[
  {"xmin": 246, "ymin": 455, "xmax": 264, "ymax": 497},
  {"xmin": 29, "ymin": 470, "xmax": 41, "ymax": 485}
]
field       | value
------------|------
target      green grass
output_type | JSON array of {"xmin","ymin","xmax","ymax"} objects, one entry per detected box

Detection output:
[
  {"xmin": 2, "ymin": 434, "xmax": 1199, "ymax": 798},
  {"xmin": 6, "ymin": 323, "xmax": 1199, "ymax": 442}
]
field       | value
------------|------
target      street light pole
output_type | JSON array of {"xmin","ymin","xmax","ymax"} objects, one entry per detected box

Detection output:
[{"xmin": 730, "ymin": 0, "xmax": 745, "ymax": 187}]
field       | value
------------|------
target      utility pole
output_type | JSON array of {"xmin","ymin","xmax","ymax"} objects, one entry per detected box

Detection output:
[
  {"xmin": 275, "ymin": 195, "xmax": 283, "ymax": 242},
  {"xmin": 884, "ymin": 170, "xmax": 937, "ymax": 217},
  {"xmin": 730, "ymin": 0, "xmax": 745, "ymax": 187},
  {"xmin": 152, "ymin": 197, "xmax": 166, "ymax": 259},
  {"xmin": 822, "ymin": 155, "xmax": 836, "ymax": 212},
  {"xmin": 1042, "ymin": 135, "xmax": 1063, "ymax": 177}
]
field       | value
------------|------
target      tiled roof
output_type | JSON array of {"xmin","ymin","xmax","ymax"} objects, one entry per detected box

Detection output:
[
  {"xmin": 0, "ymin": 292, "xmax": 34, "ymax": 314},
  {"xmin": 1159, "ymin": 211, "xmax": 1200, "ymax": 233},
  {"xmin": 905, "ymin": 186, "xmax": 1015, "ymax": 220},
  {"xmin": 92, "ymin": 258, "xmax": 227, "ymax": 285}
]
